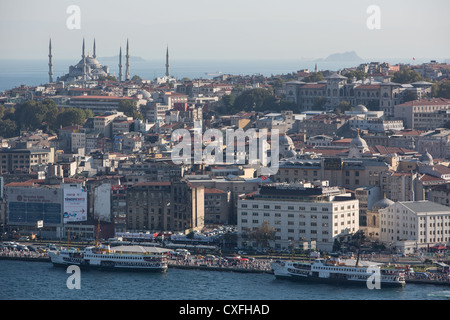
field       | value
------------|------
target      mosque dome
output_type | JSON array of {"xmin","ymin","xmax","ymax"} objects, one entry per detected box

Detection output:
[
  {"xmin": 285, "ymin": 149, "xmax": 297, "ymax": 158},
  {"xmin": 354, "ymin": 104, "xmax": 369, "ymax": 113},
  {"xmin": 280, "ymin": 134, "xmax": 294, "ymax": 146},
  {"xmin": 350, "ymin": 135, "xmax": 368, "ymax": 149},
  {"xmin": 138, "ymin": 90, "xmax": 151, "ymax": 99},
  {"xmin": 373, "ymin": 197, "xmax": 394, "ymax": 210},
  {"xmin": 85, "ymin": 56, "xmax": 101, "ymax": 68},
  {"xmin": 420, "ymin": 149, "xmax": 433, "ymax": 165}
]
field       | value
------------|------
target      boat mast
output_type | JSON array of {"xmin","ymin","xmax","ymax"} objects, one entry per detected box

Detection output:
[
  {"xmin": 67, "ymin": 228, "xmax": 70, "ymax": 251},
  {"xmin": 95, "ymin": 218, "xmax": 100, "ymax": 248},
  {"xmin": 355, "ymin": 230, "xmax": 362, "ymax": 268}
]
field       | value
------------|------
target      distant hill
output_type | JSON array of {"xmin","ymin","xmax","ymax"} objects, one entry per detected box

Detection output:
[{"xmin": 316, "ymin": 51, "xmax": 364, "ymax": 62}]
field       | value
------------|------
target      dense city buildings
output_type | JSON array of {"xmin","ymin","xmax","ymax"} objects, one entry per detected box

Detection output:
[{"xmin": 1, "ymin": 45, "xmax": 450, "ymax": 255}]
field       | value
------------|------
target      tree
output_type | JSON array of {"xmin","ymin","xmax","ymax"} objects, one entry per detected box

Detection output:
[
  {"xmin": 344, "ymin": 70, "xmax": 368, "ymax": 82},
  {"xmin": 232, "ymin": 88, "xmax": 272, "ymax": 112},
  {"xmin": 311, "ymin": 97, "xmax": 328, "ymax": 111},
  {"xmin": 118, "ymin": 99, "xmax": 143, "ymax": 120},
  {"xmin": 303, "ymin": 72, "xmax": 324, "ymax": 83},
  {"xmin": 392, "ymin": 69, "xmax": 423, "ymax": 84},
  {"xmin": 335, "ymin": 101, "xmax": 352, "ymax": 114},
  {"xmin": 432, "ymin": 80, "xmax": 450, "ymax": 99},
  {"xmin": 83, "ymin": 108, "xmax": 94, "ymax": 119},
  {"xmin": 0, "ymin": 119, "xmax": 18, "ymax": 138},
  {"xmin": 98, "ymin": 75, "xmax": 117, "ymax": 82},
  {"xmin": 403, "ymin": 90, "xmax": 418, "ymax": 102},
  {"xmin": 271, "ymin": 77, "xmax": 284, "ymax": 89},
  {"xmin": 14, "ymin": 99, "xmax": 57, "ymax": 131},
  {"xmin": 249, "ymin": 221, "xmax": 276, "ymax": 250},
  {"xmin": 55, "ymin": 108, "xmax": 89, "ymax": 128},
  {"xmin": 131, "ymin": 75, "xmax": 142, "ymax": 82}
]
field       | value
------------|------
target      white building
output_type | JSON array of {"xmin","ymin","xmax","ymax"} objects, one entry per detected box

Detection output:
[
  {"xmin": 349, "ymin": 118, "xmax": 404, "ymax": 133},
  {"xmin": 379, "ymin": 201, "xmax": 450, "ymax": 253},
  {"xmin": 237, "ymin": 183, "xmax": 359, "ymax": 252}
]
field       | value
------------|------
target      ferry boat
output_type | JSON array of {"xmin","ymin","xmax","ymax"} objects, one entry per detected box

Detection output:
[
  {"xmin": 49, "ymin": 244, "xmax": 170, "ymax": 272},
  {"xmin": 48, "ymin": 247, "xmax": 85, "ymax": 267},
  {"xmin": 271, "ymin": 258, "xmax": 405, "ymax": 288}
]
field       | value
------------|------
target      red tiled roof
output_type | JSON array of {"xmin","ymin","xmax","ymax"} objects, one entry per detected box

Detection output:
[
  {"xmin": 396, "ymin": 98, "xmax": 450, "ymax": 107},
  {"xmin": 419, "ymin": 174, "xmax": 445, "ymax": 182},
  {"xmin": 133, "ymin": 182, "xmax": 171, "ymax": 187},
  {"xmin": 71, "ymin": 95, "xmax": 135, "ymax": 100},
  {"xmin": 204, "ymin": 188, "xmax": 226, "ymax": 194},
  {"xmin": 355, "ymin": 85, "xmax": 381, "ymax": 90},
  {"xmin": 301, "ymin": 84, "xmax": 326, "ymax": 89},
  {"xmin": 369, "ymin": 145, "xmax": 418, "ymax": 155}
]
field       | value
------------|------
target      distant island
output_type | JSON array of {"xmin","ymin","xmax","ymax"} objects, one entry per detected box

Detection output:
[{"xmin": 315, "ymin": 51, "xmax": 365, "ymax": 62}]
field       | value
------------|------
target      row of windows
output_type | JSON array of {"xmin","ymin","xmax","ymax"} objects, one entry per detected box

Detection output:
[
  {"xmin": 240, "ymin": 212, "xmax": 356, "ymax": 219},
  {"xmin": 241, "ymin": 204, "xmax": 355, "ymax": 211},
  {"xmin": 241, "ymin": 219, "xmax": 356, "ymax": 227}
]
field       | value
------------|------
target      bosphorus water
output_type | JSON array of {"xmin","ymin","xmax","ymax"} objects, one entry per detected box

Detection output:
[{"xmin": 0, "ymin": 260, "xmax": 446, "ymax": 300}]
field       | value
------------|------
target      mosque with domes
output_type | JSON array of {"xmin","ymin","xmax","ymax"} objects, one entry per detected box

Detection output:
[
  {"xmin": 48, "ymin": 38, "xmax": 136, "ymax": 85},
  {"xmin": 52, "ymin": 39, "xmax": 115, "ymax": 83}
]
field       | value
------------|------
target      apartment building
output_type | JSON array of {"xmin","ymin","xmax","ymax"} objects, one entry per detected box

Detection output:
[
  {"xmin": 394, "ymin": 98, "xmax": 450, "ymax": 129},
  {"xmin": 237, "ymin": 183, "xmax": 359, "ymax": 252},
  {"xmin": 125, "ymin": 180, "xmax": 204, "ymax": 233},
  {"xmin": 379, "ymin": 201, "xmax": 450, "ymax": 252},
  {"xmin": 0, "ymin": 147, "xmax": 54, "ymax": 174}
]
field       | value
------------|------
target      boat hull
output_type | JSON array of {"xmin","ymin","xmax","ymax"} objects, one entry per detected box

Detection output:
[
  {"xmin": 274, "ymin": 272, "xmax": 405, "ymax": 288},
  {"xmin": 49, "ymin": 251, "xmax": 168, "ymax": 272}
]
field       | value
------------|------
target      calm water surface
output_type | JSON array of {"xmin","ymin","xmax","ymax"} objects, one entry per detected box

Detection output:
[{"xmin": 0, "ymin": 260, "xmax": 447, "ymax": 300}]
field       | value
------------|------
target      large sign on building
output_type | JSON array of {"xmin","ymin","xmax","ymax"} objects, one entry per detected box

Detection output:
[
  {"xmin": 63, "ymin": 187, "xmax": 87, "ymax": 223},
  {"xmin": 7, "ymin": 187, "xmax": 62, "ymax": 226}
]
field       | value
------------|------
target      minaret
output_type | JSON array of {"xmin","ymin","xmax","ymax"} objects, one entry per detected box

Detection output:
[
  {"xmin": 82, "ymin": 38, "xmax": 85, "ymax": 59},
  {"xmin": 125, "ymin": 39, "xmax": 130, "ymax": 81},
  {"xmin": 48, "ymin": 38, "xmax": 53, "ymax": 83},
  {"xmin": 315, "ymin": 63, "xmax": 318, "ymax": 73},
  {"xmin": 93, "ymin": 38, "xmax": 96, "ymax": 59},
  {"xmin": 118, "ymin": 47, "xmax": 123, "ymax": 82},
  {"xmin": 82, "ymin": 38, "xmax": 87, "ymax": 81},
  {"xmin": 165, "ymin": 46, "xmax": 170, "ymax": 78}
]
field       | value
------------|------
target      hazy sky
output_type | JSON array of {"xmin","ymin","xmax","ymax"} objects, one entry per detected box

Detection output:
[{"xmin": 0, "ymin": 0, "xmax": 449, "ymax": 61}]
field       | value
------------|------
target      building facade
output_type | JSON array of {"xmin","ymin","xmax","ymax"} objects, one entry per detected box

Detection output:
[
  {"xmin": 379, "ymin": 201, "xmax": 450, "ymax": 252},
  {"xmin": 237, "ymin": 183, "xmax": 359, "ymax": 252},
  {"xmin": 125, "ymin": 180, "xmax": 204, "ymax": 233}
]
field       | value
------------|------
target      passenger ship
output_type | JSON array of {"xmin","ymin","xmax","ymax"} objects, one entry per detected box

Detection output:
[
  {"xmin": 271, "ymin": 258, "xmax": 405, "ymax": 288},
  {"xmin": 49, "ymin": 244, "xmax": 169, "ymax": 272}
]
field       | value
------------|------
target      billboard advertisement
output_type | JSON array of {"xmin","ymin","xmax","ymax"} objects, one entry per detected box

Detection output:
[
  {"xmin": 63, "ymin": 188, "xmax": 87, "ymax": 223},
  {"xmin": 7, "ymin": 187, "xmax": 62, "ymax": 226}
]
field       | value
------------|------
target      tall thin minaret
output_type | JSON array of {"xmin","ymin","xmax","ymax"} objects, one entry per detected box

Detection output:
[
  {"xmin": 118, "ymin": 47, "xmax": 123, "ymax": 82},
  {"xmin": 125, "ymin": 39, "xmax": 130, "ymax": 81},
  {"xmin": 93, "ymin": 38, "xmax": 96, "ymax": 59},
  {"xmin": 165, "ymin": 46, "xmax": 170, "ymax": 78},
  {"xmin": 82, "ymin": 38, "xmax": 85, "ymax": 59},
  {"xmin": 82, "ymin": 38, "xmax": 87, "ymax": 81},
  {"xmin": 48, "ymin": 38, "xmax": 53, "ymax": 83}
]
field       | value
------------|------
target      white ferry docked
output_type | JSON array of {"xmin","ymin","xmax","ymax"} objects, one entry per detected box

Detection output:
[
  {"xmin": 49, "ymin": 244, "xmax": 170, "ymax": 272},
  {"xmin": 271, "ymin": 258, "xmax": 405, "ymax": 288}
]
